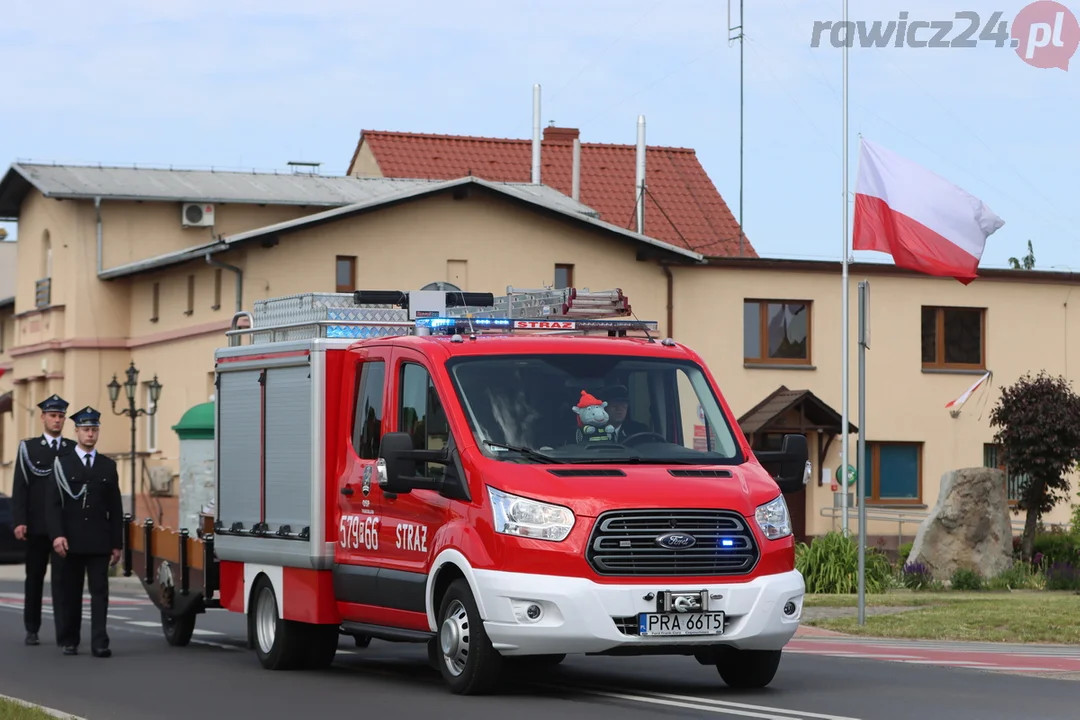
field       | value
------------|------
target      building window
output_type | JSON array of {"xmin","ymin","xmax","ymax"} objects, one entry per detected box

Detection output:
[
  {"xmin": 212, "ymin": 269, "xmax": 222, "ymax": 311},
  {"xmin": 336, "ymin": 256, "xmax": 356, "ymax": 293},
  {"xmin": 743, "ymin": 300, "xmax": 811, "ymax": 365},
  {"xmin": 983, "ymin": 444, "xmax": 1024, "ymax": 505},
  {"xmin": 554, "ymin": 264, "xmax": 573, "ymax": 289},
  {"xmin": 150, "ymin": 282, "xmax": 160, "ymax": 323},
  {"xmin": 351, "ymin": 360, "xmax": 385, "ymax": 460},
  {"xmin": 185, "ymin": 275, "xmax": 195, "ymax": 316},
  {"xmin": 861, "ymin": 442, "xmax": 922, "ymax": 503},
  {"xmin": 922, "ymin": 306, "xmax": 984, "ymax": 370},
  {"xmin": 145, "ymin": 382, "xmax": 158, "ymax": 452}
]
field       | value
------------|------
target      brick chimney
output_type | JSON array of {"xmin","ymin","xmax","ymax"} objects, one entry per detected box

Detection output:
[{"xmin": 543, "ymin": 126, "xmax": 580, "ymax": 144}]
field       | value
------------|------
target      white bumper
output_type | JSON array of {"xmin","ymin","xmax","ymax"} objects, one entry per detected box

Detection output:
[{"xmin": 472, "ymin": 568, "xmax": 805, "ymax": 656}]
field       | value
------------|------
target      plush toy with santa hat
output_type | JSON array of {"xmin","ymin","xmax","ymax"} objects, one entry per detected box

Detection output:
[{"xmin": 572, "ymin": 390, "xmax": 616, "ymax": 443}]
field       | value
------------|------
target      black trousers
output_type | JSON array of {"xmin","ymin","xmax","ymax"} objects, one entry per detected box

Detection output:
[
  {"xmin": 23, "ymin": 534, "xmax": 65, "ymax": 639},
  {"xmin": 58, "ymin": 553, "xmax": 111, "ymax": 651}
]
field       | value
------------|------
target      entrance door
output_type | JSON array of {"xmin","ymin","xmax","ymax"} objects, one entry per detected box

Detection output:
[{"xmin": 753, "ymin": 432, "xmax": 808, "ymax": 544}]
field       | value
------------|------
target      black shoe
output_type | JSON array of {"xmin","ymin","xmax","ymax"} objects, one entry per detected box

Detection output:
[
  {"xmin": 25, "ymin": 632, "xmax": 39, "ymax": 646},
  {"xmin": 62, "ymin": 646, "xmax": 77, "ymax": 656},
  {"xmin": 92, "ymin": 648, "xmax": 111, "ymax": 658}
]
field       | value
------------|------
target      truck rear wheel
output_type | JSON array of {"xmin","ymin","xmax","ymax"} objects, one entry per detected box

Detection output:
[
  {"xmin": 161, "ymin": 610, "xmax": 196, "ymax": 647},
  {"xmin": 715, "ymin": 648, "xmax": 783, "ymax": 689},
  {"xmin": 433, "ymin": 579, "xmax": 504, "ymax": 695},
  {"xmin": 303, "ymin": 625, "xmax": 340, "ymax": 670},
  {"xmin": 250, "ymin": 575, "xmax": 307, "ymax": 670}
]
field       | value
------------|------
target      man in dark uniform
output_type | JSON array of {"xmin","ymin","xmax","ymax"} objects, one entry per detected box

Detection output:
[
  {"xmin": 601, "ymin": 385, "xmax": 650, "ymax": 442},
  {"xmin": 47, "ymin": 406, "xmax": 124, "ymax": 658},
  {"xmin": 11, "ymin": 394, "xmax": 74, "ymax": 646}
]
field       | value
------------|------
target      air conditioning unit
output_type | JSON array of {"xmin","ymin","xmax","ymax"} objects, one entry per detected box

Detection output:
[{"xmin": 182, "ymin": 202, "xmax": 215, "ymax": 227}]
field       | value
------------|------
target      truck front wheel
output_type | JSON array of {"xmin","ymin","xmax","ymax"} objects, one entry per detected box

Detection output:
[
  {"xmin": 433, "ymin": 579, "xmax": 504, "ymax": 695},
  {"xmin": 715, "ymin": 648, "xmax": 783, "ymax": 689}
]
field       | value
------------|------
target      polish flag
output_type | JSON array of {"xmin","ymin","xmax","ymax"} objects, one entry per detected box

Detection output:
[
  {"xmin": 945, "ymin": 371, "xmax": 991, "ymax": 410},
  {"xmin": 853, "ymin": 138, "xmax": 1005, "ymax": 285}
]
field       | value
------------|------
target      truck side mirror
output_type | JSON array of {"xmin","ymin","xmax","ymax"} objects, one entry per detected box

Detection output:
[
  {"xmin": 754, "ymin": 434, "xmax": 811, "ymax": 495},
  {"xmin": 378, "ymin": 431, "xmax": 449, "ymax": 494}
]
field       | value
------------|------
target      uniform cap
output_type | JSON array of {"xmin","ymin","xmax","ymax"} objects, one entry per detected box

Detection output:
[
  {"xmin": 71, "ymin": 406, "xmax": 101, "ymax": 427},
  {"xmin": 37, "ymin": 394, "xmax": 69, "ymax": 414}
]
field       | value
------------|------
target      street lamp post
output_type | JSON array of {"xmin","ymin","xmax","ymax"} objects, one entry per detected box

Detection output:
[{"xmin": 108, "ymin": 361, "xmax": 162, "ymax": 520}]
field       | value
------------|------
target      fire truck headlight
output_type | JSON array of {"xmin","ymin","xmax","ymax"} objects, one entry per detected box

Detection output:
[
  {"xmin": 755, "ymin": 495, "xmax": 792, "ymax": 540},
  {"xmin": 487, "ymin": 487, "xmax": 575, "ymax": 542}
]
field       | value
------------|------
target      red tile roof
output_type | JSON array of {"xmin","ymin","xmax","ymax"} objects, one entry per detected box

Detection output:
[{"xmin": 351, "ymin": 127, "xmax": 755, "ymax": 258}]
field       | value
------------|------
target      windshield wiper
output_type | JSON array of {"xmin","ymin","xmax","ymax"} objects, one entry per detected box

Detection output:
[{"xmin": 483, "ymin": 440, "xmax": 559, "ymax": 464}]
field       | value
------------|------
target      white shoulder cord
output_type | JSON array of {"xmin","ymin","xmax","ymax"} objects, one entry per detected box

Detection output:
[
  {"xmin": 18, "ymin": 440, "xmax": 54, "ymax": 483},
  {"xmin": 53, "ymin": 456, "xmax": 88, "ymax": 508}
]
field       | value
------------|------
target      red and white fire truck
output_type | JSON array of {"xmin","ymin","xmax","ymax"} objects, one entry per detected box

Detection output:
[{"xmin": 124, "ymin": 285, "xmax": 810, "ymax": 695}]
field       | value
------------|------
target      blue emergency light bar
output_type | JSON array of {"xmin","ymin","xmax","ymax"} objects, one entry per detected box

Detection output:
[{"xmin": 414, "ymin": 317, "xmax": 659, "ymax": 335}]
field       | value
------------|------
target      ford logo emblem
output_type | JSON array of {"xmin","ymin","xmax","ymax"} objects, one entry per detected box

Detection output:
[{"xmin": 656, "ymin": 533, "xmax": 696, "ymax": 550}]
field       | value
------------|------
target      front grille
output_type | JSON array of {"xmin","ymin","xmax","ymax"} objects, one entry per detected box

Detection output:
[{"xmin": 585, "ymin": 509, "xmax": 759, "ymax": 577}]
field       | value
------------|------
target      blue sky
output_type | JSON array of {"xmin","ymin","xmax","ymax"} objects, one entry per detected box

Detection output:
[{"xmin": 1, "ymin": 0, "xmax": 1075, "ymax": 271}]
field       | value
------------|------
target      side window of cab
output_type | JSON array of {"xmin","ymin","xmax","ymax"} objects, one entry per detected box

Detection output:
[
  {"xmin": 399, "ymin": 362, "xmax": 451, "ymax": 478},
  {"xmin": 352, "ymin": 360, "xmax": 386, "ymax": 459}
]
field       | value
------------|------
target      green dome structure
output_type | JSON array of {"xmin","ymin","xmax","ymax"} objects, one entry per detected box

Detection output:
[{"xmin": 172, "ymin": 401, "xmax": 215, "ymax": 440}]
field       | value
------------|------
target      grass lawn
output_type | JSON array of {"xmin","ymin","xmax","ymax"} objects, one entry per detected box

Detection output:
[
  {"xmin": 803, "ymin": 590, "xmax": 1080, "ymax": 644},
  {"xmin": 0, "ymin": 697, "xmax": 71, "ymax": 720}
]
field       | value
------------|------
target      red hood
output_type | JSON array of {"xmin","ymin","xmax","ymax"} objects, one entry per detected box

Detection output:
[{"xmin": 471, "ymin": 455, "xmax": 783, "ymax": 518}]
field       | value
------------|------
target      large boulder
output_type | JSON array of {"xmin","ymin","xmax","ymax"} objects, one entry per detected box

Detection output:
[{"xmin": 906, "ymin": 467, "xmax": 1013, "ymax": 582}]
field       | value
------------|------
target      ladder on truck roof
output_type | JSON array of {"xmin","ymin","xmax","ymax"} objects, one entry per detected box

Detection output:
[{"xmin": 228, "ymin": 286, "xmax": 659, "ymax": 346}]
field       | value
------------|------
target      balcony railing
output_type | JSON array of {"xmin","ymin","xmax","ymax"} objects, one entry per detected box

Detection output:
[{"xmin": 34, "ymin": 278, "xmax": 50, "ymax": 308}]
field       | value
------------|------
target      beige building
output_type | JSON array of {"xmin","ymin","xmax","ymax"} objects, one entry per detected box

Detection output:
[
  {"xmin": 0, "ymin": 157, "xmax": 1073, "ymax": 549},
  {"xmin": 1, "ymin": 239, "xmax": 15, "ymax": 485}
]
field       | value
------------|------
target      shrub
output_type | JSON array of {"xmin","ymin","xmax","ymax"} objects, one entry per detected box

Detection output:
[
  {"xmin": 951, "ymin": 568, "xmax": 984, "ymax": 590},
  {"xmin": 795, "ymin": 531, "xmax": 893, "ymax": 594},
  {"xmin": 902, "ymin": 561, "xmax": 934, "ymax": 590},
  {"xmin": 1033, "ymin": 531, "xmax": 1080, "ymax": 567},
  {"xmin": 1045, "ymin": 562, "xmax": 1080, "ymax": 591},
  {"xmin": 986, "ymin": 561, "xmax": 1045, "ymax": 590},
  {"xmin": 897, "ymin": 541, "xmax": 913, "ymax": 563}
]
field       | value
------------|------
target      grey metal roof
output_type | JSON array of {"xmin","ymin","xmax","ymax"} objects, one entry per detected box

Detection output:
[
  {"xmin": 98, "ymin": 175, "xmax": 703, "ymax": 280},
  {"xmin": 0, "ymin": 162, "xmax": 601, "ymax": 219},
  {"xmin": 0, "ymin": 296, "xmax": 13, "ymax": 308}
]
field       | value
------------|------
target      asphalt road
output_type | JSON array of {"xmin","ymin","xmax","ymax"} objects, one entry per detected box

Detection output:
[{"xmin": 0, "ymin": 575, "xmax": 1078, "ymax": 720}]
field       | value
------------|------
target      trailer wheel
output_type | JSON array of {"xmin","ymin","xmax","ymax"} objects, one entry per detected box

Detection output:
[
  {"xmin": 303, "ymin": 625, "xmax": 340, "ymax": 670},
  {"xmin": 433, "ymin": 579, "xmax": 504, "ymax": 695},
  {"xmin": 249, "ymin": 575, "xmax": 306, "ymax": 670},
  {"xmin": 161, "ymin": 610, "xmax": 196, "ymax": 647}
]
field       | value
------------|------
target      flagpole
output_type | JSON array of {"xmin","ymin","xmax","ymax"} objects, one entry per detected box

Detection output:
[{"xmin": 840, "ymin": 0, "xmax": 850, "ymax": 535}]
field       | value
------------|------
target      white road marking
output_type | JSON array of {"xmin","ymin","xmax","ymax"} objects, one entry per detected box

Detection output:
[
  {"xmin": 191, "ymin": 629, "xmax": 225, "ymax": 636},
  {"xmin": 571, "ymin": 687, "xmax": 863, "ymax": 719},
  {"xmin": 126, "ymin": 621, "xmax": 162, "ymax": 627}
]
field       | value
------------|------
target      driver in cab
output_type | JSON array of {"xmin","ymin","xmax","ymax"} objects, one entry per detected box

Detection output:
[{"xmin": 601, "ymin": 385, "xmax": 649, "ymax": 442}]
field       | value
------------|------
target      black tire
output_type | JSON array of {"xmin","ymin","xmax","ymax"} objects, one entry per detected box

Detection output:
[
  {"xmin": 507, "ymin": 654, "xmax": 566, "ymax": 669},
  {"xmin": 161, "ymin": 610, "xmax": 197, "ymax": 647},
  {"xmin": 303, "ymin": 625, "xmax": 340, "ymax": 670},
  {"xmin": 249, "ymin": 575, "xmax": 307, "ymax": 670},
  {"xmin": 716, "ymin": 649, "xmax": 783, "ymax": 689},
  {"xmin": 432, "ymin": 579, "xmax": 504, "ymax": 695}
]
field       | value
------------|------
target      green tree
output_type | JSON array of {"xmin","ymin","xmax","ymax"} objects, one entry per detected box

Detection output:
[
  {"xmin": 989, "ymin": 371, "xmax": 1080, "ymax": 560},
  {"xmin": 1008, "ymin": 240, "xmax": 1035, "ymax": 270}
]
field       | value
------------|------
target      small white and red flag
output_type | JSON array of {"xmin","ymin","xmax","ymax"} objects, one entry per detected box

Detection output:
[{"xmin": 945, "ymin": 371, "xmax": 991, "ymax": 410}]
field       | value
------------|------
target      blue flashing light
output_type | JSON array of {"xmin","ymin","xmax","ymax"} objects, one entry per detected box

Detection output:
[{"xmin": 720, "ymin": 539, "xmax": 735, "ymax": 548}]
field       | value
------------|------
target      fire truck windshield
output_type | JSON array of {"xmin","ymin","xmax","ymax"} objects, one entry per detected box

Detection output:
[{"xmin": 445, "ymin": 354, "xmax": 744, "ymax": 465}]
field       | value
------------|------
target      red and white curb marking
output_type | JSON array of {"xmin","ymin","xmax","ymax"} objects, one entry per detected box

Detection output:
[{"xmin": 787, "ymin": 638, "xmax": 1080, "ymax": 674}]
